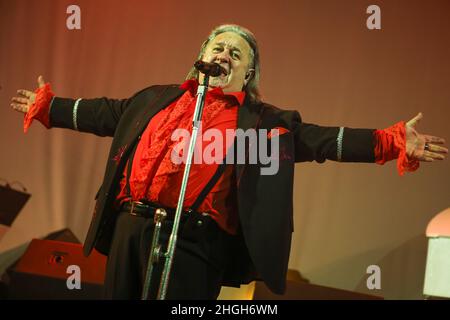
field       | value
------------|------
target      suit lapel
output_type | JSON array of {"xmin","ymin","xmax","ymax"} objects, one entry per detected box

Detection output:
[{"xmin": 236, "ymin": 99, "xmax": 264, "ymax": 184}]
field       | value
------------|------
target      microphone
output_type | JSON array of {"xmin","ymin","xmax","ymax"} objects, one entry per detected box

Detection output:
[{"xmin": 194, "ymin": 60, "xmax": 227, "ymax": 77}]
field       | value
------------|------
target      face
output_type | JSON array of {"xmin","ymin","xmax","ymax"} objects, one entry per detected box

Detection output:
[{"xmin": 198, "ymin": 31, "xmax": 254, "ymax": 92}]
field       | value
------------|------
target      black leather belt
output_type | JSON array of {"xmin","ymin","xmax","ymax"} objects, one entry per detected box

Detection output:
[
  {"xmin": 121, "ymin": 201, "xmax": 217, "ymax": 243},
  {"xmin": 121, "ymin": 201, "xmax": 207, "ymax": 221}
]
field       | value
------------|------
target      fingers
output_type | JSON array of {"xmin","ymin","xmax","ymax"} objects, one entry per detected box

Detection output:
[
  {"xmin": 37, "ymin": 75, "xmax": 45, "ymax": 88},
  {"xmin": 423, "ymin": 150, "xmax": 446, "ymax": 161},
  {"xmin": 406, "ymin": 112, "xmax": 423, "ymax": 128},
  {"xmin": 11, "ymin": 95, "xmax": 30, "ymax": 113},
  {"xmin": 426, "ymin": 144, "xmax": 448, "ymax": 155},
  {"xmin": 421, "ymin": 151, "xmax": 436, "ymax": 162},
  {"xmin": 424, "ymin": 135, "xmax": 448, "ymax": 159},
  {"xmin": 11, "ymin": 96, "xmax": 29, "ymax": 104},
  {"xmin": 11, "ymin": 102, "xmax": 29, "ymax": 113},
  {"xmin": 17, "ymin": 89, "xmax": 33, "ymax": 98},
  {"xmin": 424, "ymin": 134, "xmax": 446, "ymax": 145},
  {"xmin": 11, "ymin": 76, "xmax": 45, "ymax": 115}
]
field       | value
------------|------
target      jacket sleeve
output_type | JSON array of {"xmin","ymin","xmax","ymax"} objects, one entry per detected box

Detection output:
[
  {"xmin": 49, "ymin": 96, "xmax": 132, "ymax": 137},
  {"xmin": 291, "ymin": 110, "xmax": 376, "ymax": 163}
]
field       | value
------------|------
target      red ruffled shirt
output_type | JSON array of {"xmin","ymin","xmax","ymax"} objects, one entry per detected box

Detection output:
[{"xmin": 116, "ymin": 80, "xmax": 243, "ymax": 234}]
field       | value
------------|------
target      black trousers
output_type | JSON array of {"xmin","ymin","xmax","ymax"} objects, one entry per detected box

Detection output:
[{"xmin": 103, "ymin": 210, "xmax": 232, "ymax": 299}]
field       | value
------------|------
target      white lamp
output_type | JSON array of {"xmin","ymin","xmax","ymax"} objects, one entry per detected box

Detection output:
[{"xmin": 424, "ymin": 208, "xmax": 450, "ymax": 298}]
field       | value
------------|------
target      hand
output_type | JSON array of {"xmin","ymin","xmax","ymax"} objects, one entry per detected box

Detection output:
[
  {"xmin": 11, "ymin": 75, "xmax": 46, "ymax": 114},
  {"xmin": 405, "ymin": 112, "xmax": 448, "ymax": 162}
]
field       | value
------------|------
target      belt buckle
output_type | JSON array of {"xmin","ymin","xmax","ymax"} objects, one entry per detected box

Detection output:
[{"xmin": 129, "ymin": 200, "xmax": 143, "ymax": 216}]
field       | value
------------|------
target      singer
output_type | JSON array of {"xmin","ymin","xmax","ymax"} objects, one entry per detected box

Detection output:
[{"xmin": 11, "ymin": 24, "xmax": 448, "ymax": 299}]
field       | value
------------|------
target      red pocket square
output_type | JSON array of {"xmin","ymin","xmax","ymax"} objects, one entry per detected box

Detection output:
[{"xmin": 268, "ymin": 127, "xmax": 290, "ymax": 139}]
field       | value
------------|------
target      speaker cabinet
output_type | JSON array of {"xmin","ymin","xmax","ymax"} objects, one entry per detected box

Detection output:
[{"xmin": 8, "ymin": 239, "xmax": 106, "ymax": 299}]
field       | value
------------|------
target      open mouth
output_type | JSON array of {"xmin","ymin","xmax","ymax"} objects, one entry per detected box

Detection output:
[
  {"xmin": 216, "ymin": 63, "xmax": 229, "ymax": 76},
  {"xmin": 211, "ymin": 70, "xmax": 228, "ymax": 79},
  {"xmin": 223, "ymin": 66, "xmax": 230, "ymax": 75}
]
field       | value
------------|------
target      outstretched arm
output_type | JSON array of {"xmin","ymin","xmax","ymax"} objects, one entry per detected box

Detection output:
[
  {"xmin": 11, "ymin": 75, "xmax": 133, "ymax": 137},
  {"xmin": 293, "ymin": 110, "xmax": 447, "ymax": 174}
]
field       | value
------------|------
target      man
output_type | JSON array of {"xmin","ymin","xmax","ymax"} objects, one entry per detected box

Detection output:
[{"xmin": 11, "ymin": 24, "xmax": 447, "ymax": 299}]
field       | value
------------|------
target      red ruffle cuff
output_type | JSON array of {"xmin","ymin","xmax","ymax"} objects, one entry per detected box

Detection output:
[
  {"xmin": 23, "ymin": 83, "xmax": 54, "ymax": 133},
  {"xmin": 374, "ymin": 121, "xmax": 419, "ymax": 176}
]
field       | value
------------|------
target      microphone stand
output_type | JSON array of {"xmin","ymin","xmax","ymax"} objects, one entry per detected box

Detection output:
[{"xmin": 141, "ymin": 74, "xmax": 210, "ymax": 300}]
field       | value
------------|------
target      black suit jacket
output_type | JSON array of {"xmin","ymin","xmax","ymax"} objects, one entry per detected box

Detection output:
[{"xmin": 50, "ymin": 84, "xmax": 375, "ymax": 294}]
